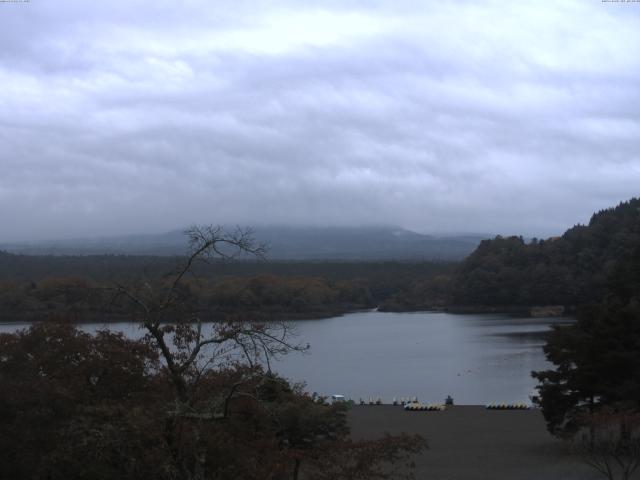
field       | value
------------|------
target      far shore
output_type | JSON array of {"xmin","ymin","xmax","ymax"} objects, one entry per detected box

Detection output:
[
  {"xmin": 0, "ymin": 304, "xmax": 575, "ymax": 326},
  {"xmin": 348, "ymin": 405, "xmax": 604, "ymax": 480},
  {"xmin": 380, "ymin": 304, "xmax": 575, "ymax": 317}
]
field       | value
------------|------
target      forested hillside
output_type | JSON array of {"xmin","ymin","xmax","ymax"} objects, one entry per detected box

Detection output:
[
  {"xmin": 451, "ymin": 198, "xmax": 640, "ymax": 307},
  {"xmin": 383, "ymin": 198, "xmax": 640, "ymax": 311}
]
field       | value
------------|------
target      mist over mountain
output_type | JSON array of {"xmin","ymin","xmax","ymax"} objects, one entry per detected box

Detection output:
[{"xmin": 0, "ymin": 226, "xmax": 487, "ymax": 261}]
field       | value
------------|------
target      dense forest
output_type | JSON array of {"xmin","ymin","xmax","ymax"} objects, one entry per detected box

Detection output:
[
  {"xmin": 0, "ymin": 252, "xmax": 453, "ymax": 322},
  {"xmin": 384, "ymin": 198, "xmax": 640, "ymax": 312},
  {"xmin": 532, "ymin": 239, "xmax": 640, "ymax": 434},
  {"xmin": 0, "ymin": 274, "xmax": 374, "ymax": 323},
  {"xmin": 529, "ymin": 215, "xmax": 640, "ymax": 474}
]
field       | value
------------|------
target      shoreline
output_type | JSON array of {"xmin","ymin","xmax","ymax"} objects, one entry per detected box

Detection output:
[
  {"xmin": 380, "ymin": 304, "xmax": 575, "ymax": 317},
  {"xmin": 0, "ymin": 304, "xmax": 574, "ymax": 326}
]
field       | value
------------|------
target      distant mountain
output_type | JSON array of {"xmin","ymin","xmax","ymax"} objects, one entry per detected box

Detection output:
[
  {"xmin": 250, "ymin": 226, "xmax": 486, "ymax": 260},
  {"xmin": 0, "ymin": 226, "xmax": 487, "ymax": 261}
]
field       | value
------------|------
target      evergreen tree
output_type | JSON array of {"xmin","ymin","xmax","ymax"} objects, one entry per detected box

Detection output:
[{"xmin": 532, "ymin": 244, "xmax": 640, "ymax": 436}]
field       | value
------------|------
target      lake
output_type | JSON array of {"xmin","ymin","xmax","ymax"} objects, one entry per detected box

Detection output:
[{"xmin": 0, "ymin": 310, "xmax": 571, "ymax": 405}]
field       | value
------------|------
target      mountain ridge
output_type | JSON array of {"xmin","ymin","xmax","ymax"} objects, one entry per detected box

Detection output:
[{"xmin": 0, "ymin": 225, "xmax": 487, "ymax": 261}]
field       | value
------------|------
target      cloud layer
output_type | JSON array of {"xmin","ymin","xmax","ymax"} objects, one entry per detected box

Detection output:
[{"xmin": 1, "ymin": 0, "xmax": 639, "ymax": 241}]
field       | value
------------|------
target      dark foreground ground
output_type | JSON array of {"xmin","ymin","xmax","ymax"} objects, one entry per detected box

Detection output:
[{"xmin": 348, "ymin": 405, "xmax": 613, "ymax": 480}]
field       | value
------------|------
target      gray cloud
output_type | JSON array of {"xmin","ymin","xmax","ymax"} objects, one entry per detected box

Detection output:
[{"xmin": 1, "ymin": 0, "xmax": 639, "ymax": 242}]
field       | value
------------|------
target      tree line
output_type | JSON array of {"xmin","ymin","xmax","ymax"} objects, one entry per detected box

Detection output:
[
  {"xmin": 0, "ymin": 274, "xmax": 376, "ymax": 323},
  {"xmin": 0, "ymin": 251, "xmax": 453, "ymax": 321}
]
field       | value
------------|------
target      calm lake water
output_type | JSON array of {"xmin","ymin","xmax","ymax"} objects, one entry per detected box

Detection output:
[{"xmin": 0, "ymin": 310, "xmax": 571, "ymax": 405}]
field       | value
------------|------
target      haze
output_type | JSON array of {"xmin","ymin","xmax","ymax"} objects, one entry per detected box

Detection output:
[{"xmin": 1, "ymin": 0, "xmax": 639, "ymax": 243}]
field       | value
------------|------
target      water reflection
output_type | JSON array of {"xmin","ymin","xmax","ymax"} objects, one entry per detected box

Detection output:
[
  {"xmin": 274, "ymin": 311, "xmax": 570, "ymax": 404},
  {"xmin": 0, "ymin": 311, "xmax": 571, "ymax": 404}
]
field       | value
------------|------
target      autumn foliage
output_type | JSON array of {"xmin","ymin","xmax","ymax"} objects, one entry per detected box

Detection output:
[{"xmin": 0, "ymin": 323, "xmax": 425, "ymax": 480}]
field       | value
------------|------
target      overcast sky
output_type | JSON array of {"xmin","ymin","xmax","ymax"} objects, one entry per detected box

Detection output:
[{"xmin": 1, "ymin": 0, "xmax": 639, "ymax": 242}]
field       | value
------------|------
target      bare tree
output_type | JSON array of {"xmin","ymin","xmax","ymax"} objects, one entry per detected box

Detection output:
[
  {"xmin": 111, "ymin": 225, "xmax": 306, "ymax": 399},
  {"xmin": 103, "ymin": 226, "xmax": 428, "ymax": 480},
  {"xmin": 574, "ymin": 408, "xmax": 640, "ymax": 480},
  {"xmin": 109, "ymin": 226, "xmax": 308, "ymax": 480}
]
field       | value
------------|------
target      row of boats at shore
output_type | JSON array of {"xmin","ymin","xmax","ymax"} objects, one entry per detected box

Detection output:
[
  {"xmin": 332, "ymin": 395, "xmax": 533, "ymax": 410},
  {"xmin": 348, "ymin": 396, "xmax": 451, "ymax": 406}
]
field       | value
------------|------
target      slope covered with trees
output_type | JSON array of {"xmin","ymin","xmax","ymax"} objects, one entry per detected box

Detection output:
[
  {"xmin": 532, "ymin": 247, "xmax": 640, "ymax": 436},
  {"xmin": 382, "ymin": 198, "xmax": 640, "ymax": 311},
  {"xmin": 451, "ymin": 198, "xmax": 640, "ymax": 308},
  {"xmin": 530, "ymin": 222, "xmax": 640, "ymax": 479}
]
